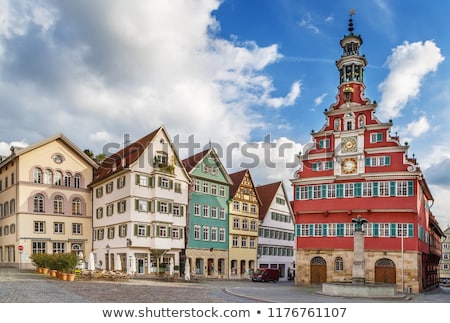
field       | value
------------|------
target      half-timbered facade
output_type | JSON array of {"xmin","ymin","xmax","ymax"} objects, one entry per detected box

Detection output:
[{"xmin": 228, "ymin": 169, "xmax": 261, "ymax": 279}]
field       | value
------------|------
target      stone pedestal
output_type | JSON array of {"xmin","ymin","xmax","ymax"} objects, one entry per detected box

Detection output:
[{"xmin": 352, "ymin": 230, "xmax": 365, "ymax": 284}]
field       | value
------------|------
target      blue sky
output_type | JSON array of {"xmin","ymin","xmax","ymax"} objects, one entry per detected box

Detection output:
[{"xmin": 0, "ymin": 0, "xmax": 449, "ymax": 226}]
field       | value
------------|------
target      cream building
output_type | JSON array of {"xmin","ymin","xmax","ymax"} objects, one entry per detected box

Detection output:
[
  {"xmin": 228, "ymin": 169, "xmax": 261, "ymax": 279},
  {"xmin": 0, "ymin": 133, "xmax": 96, "ymax": 269},
  {"xmin": 90, "ymin": 126, "xmax": 190, "ymax": 275}
]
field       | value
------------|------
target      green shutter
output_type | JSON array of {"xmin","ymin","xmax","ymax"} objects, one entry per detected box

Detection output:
[
  {"xmin": 408, "ymin": 181, "xmax": 414, "ymax": 196},
  {"xmin": 354, "ymin": 182, "xmax": 362, "ymax": 197},
  {"xmin": 377, "ymin": 133, "xmax": 383, "ymax": 142},
  {"xmin": 308, "ymin": 186, "xmax": 313, "ymax": 200},
  {"xmin": 323, "ymin": 224, "xmax": 328, "ymax": 236},
  {"xmin": 157, "ymin": 201, "xmax": 161, "ymax": 212},
  {"xmin": 150, "ymin": 200, "xmax": 155, "ymax": 213},
  {"xmin": 365, "ymin": 158, "xmax": 371, "ymax": 166},
  {"xmin": 337, "ymin": 184, "xmax": 344, "ymax": 198},
  {"xmin": 309, "ymin": 224, "xmax": 314, "ymax": 236},
  {"xmin": 134, "ymin": 224, "xmax": 138, "ymax": 236},
  {"xmin": 295, "ymin": 186, "xmax": 300, "ymax": 200},
  {"xmin": 373, "ymin": 182, "xmax": 378, "ymax": 197},
  {"xmin": 296, "ymin": 224, "xmax": 301, "ymax": 236},
  {"xmin": 322, "ymin": 184, "xmax": 327, "ymax": 198},
  {"xmin": 146, "ymin": 225, "xmax": 151, "ymax": 237},
  {"xmin": 168, "ymin": 203, "xmax": 173, "ymax": 214},
  {"xmin": 337, "ymin": 223, "xmax": 344, "ymax": 236},
  {"xmin": 169, "ymin": 180, "xmax": 173, "ymax": 189},
  {"xmin": 385, "ymin": 156, "xmax": 391, "ymax": 165},
  {"xmin": 156, "ymin": 225, "xmax": 160, "ymax": 237},
  {"xmin": 312, "ymin": 163, "xmax": 318, "ymax": 171},
  {"xmin": 408, "ymin": 223, "xmax": 414, "ymax": 237},
  {"xmin": 390, "ymin": 223, "xmax": 396, "ymax": 237},
  {"xmin": 373, "ymin": 223, "xmax": 379, "ymax": 237},
  {"xmin": 390, "ymin": 181, "xmax": 396, "ymax": 196},
  {"xmin": 158, "ymin": 177, "xmax": 162, "ymax": 187},
  {"xmin": 135, "ymin": 199, "xmax": 139, "ymax": 210},
  {"xmin": 150, "ymin": 176, "xmax": 154, "ymax": 188},
  {"xmin": 135, "ymin": 174, "xmax": 140, "ymax": 185}
]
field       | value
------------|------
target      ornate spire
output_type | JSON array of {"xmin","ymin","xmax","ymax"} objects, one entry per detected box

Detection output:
[
  {"xmin": 331, "ymin": 10, "xmax": 369, "ymax": 108},
  {"xmin": 348, "ymin": 9, "xmax": 356, "ymax": 34}
]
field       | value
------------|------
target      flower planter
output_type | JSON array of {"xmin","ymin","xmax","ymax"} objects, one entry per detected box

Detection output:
[
  {"xmin": 49, "ymin": 270, "xmax": 57, "ymax": 278},
  {"xmin": 60, "ymin": 273, "xmax": 68, "ymax": 281},
  {"xmin": 66, "ymin": 273, "xmax": 76, "ymax": 282}
]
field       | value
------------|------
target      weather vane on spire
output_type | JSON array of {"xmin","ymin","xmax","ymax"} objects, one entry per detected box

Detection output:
[{"xmin": 348, "ymin": 9, "xmax": 356, "ymax": 34}]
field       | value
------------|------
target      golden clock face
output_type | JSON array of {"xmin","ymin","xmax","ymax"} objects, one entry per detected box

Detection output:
[
  {"xmin": 342, "ymin": 136, "xmax": 357, "ymax": 152},
  {"xmin": 342, "ymin": 158, "xmax": 357, "ymax": 174}
]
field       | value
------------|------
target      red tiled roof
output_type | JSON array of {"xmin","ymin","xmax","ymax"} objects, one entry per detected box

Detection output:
[
  {"xmin": 256, "ymin": 181, "xmax": 282, "ymax": 221},
  {"xmin": 92, "ymin": 128, "xmax": 160, "ymax": 184},
  {"xmin": 182, "ymin": 149, "xmax": 210, "ymax": 173},
  {"xmin": 228, "ymin": 169, "xmax": 248, "ymax": 198}
]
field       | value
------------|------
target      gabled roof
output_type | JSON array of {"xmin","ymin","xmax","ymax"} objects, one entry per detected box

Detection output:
[
  {"xmin": 91, "ymin": 126, "xmax": 192, "ymax": 185},
  {"xmin": 256, "ymin": 181, "xmax": 282, "ymax": 221},
  {"xmin": 92, "ymin": 128, "xmax": 160, "ymax": 184},
  {"xmin": 229, "ymin": 169, "xmax": 262, "ymax": 205},
  {"xmin": 229, "ymin": 169, "xmax": 248, "ymax": 198},
  {"xmin": 257, "ymin": 181, "xmax": 294, "ymax": 222},
  {"xmin": 182, "ymin": 149, "xmax": 210, "ymax": 173},
  {"xmin": 0, "ymin": 132, "xmax": 98, "ymax": 169},
  {"xmin": 182, "ymin": 148, "xmax": 233, "ymax": 185}
]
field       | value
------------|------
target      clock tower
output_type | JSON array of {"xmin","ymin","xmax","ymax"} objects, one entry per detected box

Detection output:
[{"xmin": 291, "ymin": 11, "xmax": 444, "ymax": 293}]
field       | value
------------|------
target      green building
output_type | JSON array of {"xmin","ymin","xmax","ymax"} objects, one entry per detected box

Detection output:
[{"xmin": 182, "ymin": 148, "xmax": 233, "ymax": 278}]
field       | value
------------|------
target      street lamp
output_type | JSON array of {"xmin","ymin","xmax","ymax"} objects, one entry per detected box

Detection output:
[{"xmin": 106, "ymin": 244, "xmax": 110, "ymax": 271}]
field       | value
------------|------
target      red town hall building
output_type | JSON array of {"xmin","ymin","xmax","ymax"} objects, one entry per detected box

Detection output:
[{"xmin": 291, "ymin": 15, "xmax": 444, "ymax": 293}]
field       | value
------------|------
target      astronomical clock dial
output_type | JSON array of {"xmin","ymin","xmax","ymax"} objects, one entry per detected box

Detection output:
[
  {"xmin": 342, "ymin": 136, "xmax": 357, "ymax": 153},
  {"xmin": 341, "ymin": 158, "xmax": 357, "ymax": 174}
]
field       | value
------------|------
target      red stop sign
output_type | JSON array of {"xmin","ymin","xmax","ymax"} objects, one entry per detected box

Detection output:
[{"xmin": 18, "ymin": 245, "xmax": 23, "ymax": 251}]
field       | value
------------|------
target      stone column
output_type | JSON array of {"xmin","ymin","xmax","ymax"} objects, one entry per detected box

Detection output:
[{"xmin": 352, "ymin": 229, "xmax": 365, "ymax": 284}]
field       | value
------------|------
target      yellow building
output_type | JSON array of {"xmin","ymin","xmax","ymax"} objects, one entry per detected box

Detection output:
[
  {"xmin": 0, "ymin": 133, "xmax": 97, "ymax": 269},
  {"xmin": 228, "ymin": 169, "xmax": 261, "ymax": 279}
]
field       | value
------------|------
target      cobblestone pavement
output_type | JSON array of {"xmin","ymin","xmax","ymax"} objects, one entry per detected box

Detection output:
[{"xmin": 1, "ymin": 267, "xmax": 449, "ymax": 303}]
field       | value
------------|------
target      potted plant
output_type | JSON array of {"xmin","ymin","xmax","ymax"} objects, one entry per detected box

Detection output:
[
  {"xmin": 47, "ymin": 254, "xmax": 61, "ymax": 278},
  {"xmin": 30, "ymin": 253, "xmax": 50, "ymax": 274},
  {"xmin": 60, "ymin": 253, "xmax": 79, "ymax": 281},
  {"xmin": 30, "ymin": 253, "xmax": 43, "ymax": 272}
]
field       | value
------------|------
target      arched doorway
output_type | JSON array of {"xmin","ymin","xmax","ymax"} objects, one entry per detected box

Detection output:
[
  {"xmin": 375, "ymin": 258, "xmax": 396, "ymax": 284},
  {"xmin": 310, "ymin": 256, "xmax": 327, "ymax": 284}
]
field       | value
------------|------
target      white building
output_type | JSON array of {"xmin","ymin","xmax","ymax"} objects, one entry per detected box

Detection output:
[
  {"xmin": 256, "ymin": 181, "xmax": 295, "ymax": 281},
  {"xmin": 90, "ymin": 126, "xmax": 190, "ymax": 275}
]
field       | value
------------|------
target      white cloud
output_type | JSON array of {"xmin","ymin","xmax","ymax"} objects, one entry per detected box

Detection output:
[
  {"xmin": 218, "ymin": 136, "xmax": 302, "ymax": 199},
  {"xmin": 0, "ymin": 140, "xmax": 28, "ymax": 156},
  {"xmin": 299, "ymin": 14, "xmax": 319, "ymax": 34},
  {"xmin": 314, "ymin": 93, "xmax": 327, "ymax": 106},
  {"xmin": 264, "ymin": 81, "xmax": 301, "ymax": 109},
  {"xmin": 0, "ymin": 0, "xmax": 298, "ymax": 154},
  {"xmin": 403, "ymin": 115, "xmax": 430, "ymax": 137},
  {"xmin": 377, "ymin": 40, "xmax": 444, "ymax": 120}
]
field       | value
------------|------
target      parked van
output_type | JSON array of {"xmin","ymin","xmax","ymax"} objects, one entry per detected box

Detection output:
[{"xmin": 251, "ymin": 268, "xmax": 280, "ymax": 282}]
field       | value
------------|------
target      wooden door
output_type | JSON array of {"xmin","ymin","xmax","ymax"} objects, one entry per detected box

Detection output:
[
  {"xmin": 374, "ymin": 258, "xmax": 396, "ymax": 284},
  {"xmin": 310, "ymin": 257, "xmax": 327, "ymax": 284}
]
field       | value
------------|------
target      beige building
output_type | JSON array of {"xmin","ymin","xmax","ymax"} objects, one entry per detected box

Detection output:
[
  {"xmin": 228, "ymin": 169, "xmax": 261, "ymax": 279},
  {"xmin": 0, "ymin": 133, "xmax": 97, "ymax": 269}
]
